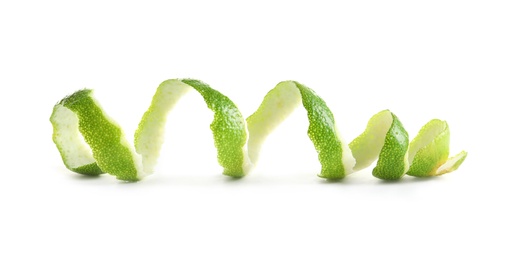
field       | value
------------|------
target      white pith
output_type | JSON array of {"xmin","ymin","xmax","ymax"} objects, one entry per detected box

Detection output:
[
  {"xmin": 335, "ymin": 125, "xmax": 357, "ymax": 175},
  {"xmin": 246, "ymin": 81, "xmax": 355, "ymax": 175},
  {"xmin": 246, "ymin": 81, "xmax": 302, "ymax": 164},
  {"xmin": 351, "ymin": 110, "xmax": 392, "ymax": 171},
  {"xmin": 51, "ymin": 105, "xmax": 96, "ymax": 169},
  {"xmin": 408, "ymin": 120, "xmax": 447, "ymax": 165},
  {"xmin": 135, "ymin": 79, "xmax": 191, "ymax": 174},
  {"xmin": 435, "ymin": 151, "xmax": 466, "ymax": 175}
]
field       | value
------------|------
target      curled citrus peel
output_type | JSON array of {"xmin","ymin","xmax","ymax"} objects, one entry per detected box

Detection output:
[
  {"xmin": 246, "ymin": 81, "xmax": 354, "ymax": 179},
  {"xmin": 349, "ymin": 110, "xmax": 410, "ymax": 180},
  {"xmin": 50, "ymin": 79, "xmax": 466, "ymax": 182},
  {"xmin": 406, "ymin": 119, "xmax": 467, "ymax": 177},
  {"xmin": 134, "ymin": 79, "xmax": 250, "ymax": 178}
]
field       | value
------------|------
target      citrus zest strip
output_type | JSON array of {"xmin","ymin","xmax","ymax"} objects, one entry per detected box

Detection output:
[
  {"xmin": 246, "ymin": 81, "xmax": 354, "ymax": 180},
  {"xmin": 50, "ymin": 79, "xmax": 467, "ymax": 182},
  {"xmin": 350, "ymin": 110, "xmax": 410, "ymax": 180},
  {"xmin": 134, "ymin": 79, "xmax": 250, "ymax": 178}
]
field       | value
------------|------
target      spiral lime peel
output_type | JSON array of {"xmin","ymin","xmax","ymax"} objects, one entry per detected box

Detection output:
[{"xmin": 50, "ymin": 79, "xmax": 467, "ymax": 182}]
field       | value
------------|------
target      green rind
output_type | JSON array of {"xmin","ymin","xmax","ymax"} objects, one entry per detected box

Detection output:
[
  {"xmin": 72, "ymin": 163, "xmax": 104, "ymax": 175},
  {"xmin": 295, "ymin": 82, "xmax": 346, "ymax": 179},
  {"xmin": 406, "ymin": 119, "xmax": 450, "ymax": 177},
  {"xmin": 51, "ymin": 80, "xmax": 467, "ymax": 181},
  {"xmin": 181, "ymin": 79, "xmax": 247, "ymax": 177},
  {"xmin": 50, "ymin": 103, "xmax": 104, "ymax": 176},
  {"xmin": 349, "ymin": 110, "xmax": 392, "ymax": 171},
  {"xmin": 372, "ymin": 112, "xmax": 409, "ymax": 180},
  {"xmin": 245, "ymin": 81, "xmax": 347, "ymax": 179},
  {"xmin": 60, "ymin": 89, "xmax": 140, "ymax": 181}
]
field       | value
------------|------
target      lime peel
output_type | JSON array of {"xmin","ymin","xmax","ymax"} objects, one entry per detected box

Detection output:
[
  {"xmin": 349, "ymin": 110, "xmax": 394, "ymax": 171},
  {"xmin": 350, "ymin": 110, "xmax": 410, "ymax": 180},
  {"xmin": 51, "ymin": 104, "xmax": 100, "ymax": 174},
  {"xmin": 407, "ymin": 119, "xmax": 451, "ymax": 177},
  {"xmin": 435, "ymin": 150, "xmax": 468, "ymax": 176},
  {"xmin": 371, "ymin": 112, "xmax": 410, "ymax": 180},
  {"xmin": 174, "ymin": 79, "xmax": 249, "ymax": 177},
  {"xmin": 134, "ymin": 79, "xmax": 191, "ymax": 174},
  {"xmin": 51, "ymin": 89, "xmax": 143, "ymax": 181},
  {"xmin": 247, "ymin": 81, "xmax": 354, "ymax": 180},
  {"xmin": 50, "ymin": 79, "xmax": 467, "ymax": 182}
]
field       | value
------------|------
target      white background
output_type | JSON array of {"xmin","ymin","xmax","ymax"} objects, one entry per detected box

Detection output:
[{"xmin": 1, "ymin": 0, "xmax": 513, "ymax": 259}]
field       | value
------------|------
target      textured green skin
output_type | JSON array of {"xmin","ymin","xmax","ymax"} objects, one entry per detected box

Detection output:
[
  {"xmin": 181, "ymin": 79, "xmax": 247, "ymax": 177},
  {"xmin": 72, "ymin": 163, "xmax": 104, "ymax": 175},
  {"xmin": 372, "ymin": 113, "xmax": 409, "ymax": 180},
  {"xmin": 295, "ymin": 82, "xmax": 346, "ymax": 179},
  {"xmin": 51, "ymin": 80, "xmax": 467, "ymax": 181},
  {"xmin": 406, "ymin": 120, "xmax": 450, "ymax": 177},
  {"xmin": 60, "ymin": 89, "xmax": 139, "ymax": 181}
]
